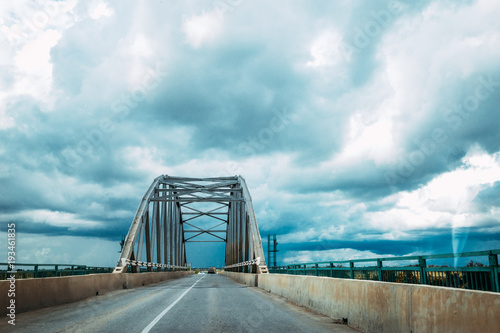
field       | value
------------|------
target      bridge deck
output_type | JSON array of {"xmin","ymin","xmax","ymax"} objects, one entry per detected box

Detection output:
[{"xmin": 1, "ymin": 275, "xmax": 356, "ymax": 332}]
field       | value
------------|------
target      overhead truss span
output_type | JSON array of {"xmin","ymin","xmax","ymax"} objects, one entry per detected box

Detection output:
[{"xmin": 113, "ymin": 175, "xmax": 268, "ymax": 274}]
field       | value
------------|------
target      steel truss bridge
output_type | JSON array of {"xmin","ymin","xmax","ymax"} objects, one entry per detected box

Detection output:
[{"xmin": 114, "ymin": 176, "xmax": 268, "ymax": 274}]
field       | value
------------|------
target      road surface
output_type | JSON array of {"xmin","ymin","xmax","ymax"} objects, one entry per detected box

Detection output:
[{"xmin": 1, "ymin": 274, "xmax": 358, "ymax": 332}]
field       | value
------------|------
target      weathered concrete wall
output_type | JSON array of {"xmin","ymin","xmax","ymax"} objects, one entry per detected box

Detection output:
[
  {"xmin": 410, "ymin": 284, "xmax": 500, "ymax": 333},
  {"xmin": 224, "ymin": 272, "xmax": 500, "ymax": 333},
  {"xmin": 222, "ymin": 271, "xmax": 258, "ymax": 287},
  {"xmin": 0, "ymin": 271, "xmax": 193, "ymax": 316},
  {"xmin": 122, "ymin": 270, "xmax": 190, "ymax": 289},
  {"xmin": 258, "ymin": 274, "xmax": 408, "ymax": 332}
]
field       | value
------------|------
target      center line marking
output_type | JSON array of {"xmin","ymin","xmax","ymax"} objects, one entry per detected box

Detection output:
[{"xmin": 142, "ymin": 275, "xmax": 205, "ymax": 333}]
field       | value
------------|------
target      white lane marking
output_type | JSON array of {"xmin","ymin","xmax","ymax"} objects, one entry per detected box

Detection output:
[{"xmin": 142, "ymin": 275, "xmax": 205, "ymax": 333}]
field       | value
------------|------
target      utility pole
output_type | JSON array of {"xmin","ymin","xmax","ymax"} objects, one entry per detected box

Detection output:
[
  {"xmin": 119, "ymin": 235, "xmax": 125, "ymax": 253},
  {"xmin": 267, "ymin": 234, "xmax": 279, "ymax": 267}
]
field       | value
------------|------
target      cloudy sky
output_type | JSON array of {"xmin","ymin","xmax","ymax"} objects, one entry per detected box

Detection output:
[{"xmin": 1, "ymin": 0, "xmax": 500, "ymax": 268}]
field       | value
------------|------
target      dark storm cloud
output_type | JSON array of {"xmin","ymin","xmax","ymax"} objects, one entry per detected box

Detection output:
[
  {"xmin": 280, "ymin": 72, "xmax": 500, "ymax": 202},
  {"xmin": 279, "ymin": 230, "xmax": 500, "ymax": 258},
  {"xmin": 14, "ymin": 220, "xmax": 127, "ymax": 241},
  {"xmin": 473, "ymin": 181, "xmax": 500, "ymax": 211}
]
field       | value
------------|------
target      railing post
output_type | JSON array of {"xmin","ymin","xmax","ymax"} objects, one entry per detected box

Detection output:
[
  {"xmin": 71, "ymin": 265, "xmax": 75, "ymax": 276},
  {"xmin": 489, "ymin": 253, "xmax": 499, "ymax": 292},
  {"xmin": 315, "ymin": 263, "xmax": 318, "ymax": 276},
  {"xmin": 303, "ymin": 264, "xmax": 306, "ymax": 276},
  {"xmin": 34, "ymin": 265, "xmax": 38, "ymax": 278},
  {"xmin": 419, "ymin": 257, "xmax": 427, "ymax": 285},
  {"xmin": 377, "ymin": 259, "xmax": 383, "ymax": 281},
  {"xmin": 349, "ymin": 261, "xmax": 354, "ymax": 279},
  {"xmin": 55, "ymin": 265, "xmax": 59, "ymax": 277},
  {"xmin": 330, "ymin": 262, "xmax": 334, "ymax": 278}
]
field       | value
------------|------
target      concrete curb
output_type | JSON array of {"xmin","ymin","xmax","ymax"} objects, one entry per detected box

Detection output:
[{"xmin": 1, "ymin": 271, "xmax": 193, "ymax": 316}]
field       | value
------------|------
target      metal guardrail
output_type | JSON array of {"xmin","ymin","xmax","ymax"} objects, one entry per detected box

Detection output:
[
  {"xmin": 1, "ymin": 262, "xmax": 192, "ymax": 279},
  {"xmin": 0, "ymin": 263, "xmax": 114, "ymax": 280},
  {"xmin": 268, "ymin": 249, "xmax": 500, "ymax": 293},
  {"xmin": 117, "ymin": 258, "xmax": 189, "ymax": 272},
  {"xmin": 224, "ymin": 257, "xmax": 260, "ymax": 269}
]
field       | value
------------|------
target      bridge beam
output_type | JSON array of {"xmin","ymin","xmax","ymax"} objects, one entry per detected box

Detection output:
[{"xmin": 114, "ymin": 175, "xmax": 268, "ymax": 274}]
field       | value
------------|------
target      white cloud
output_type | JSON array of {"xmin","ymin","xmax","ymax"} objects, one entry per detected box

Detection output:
[
  {"xmin": 88, "ymin": 0, "xmax": 114, "ymax": 20},
  {"xmin": 0, "ymin": 0, "xmax": 78, "ymax": 116},
  {"xmin": 378, "ymin": 0, "xmax": 500, "ymax": 127},
  {"xmin": 280, "ymin": 228, "xmax": 319, "ymax": 244},
  {"xmin": 307, "ymin": 30, "xmax": 346, "ymax": 67},
  {"xmin": 283, "ymin": 248, "xmax": 395, "ymax": 264},
  {"xmin": 128, "ymin": 33, "xmax": 153, "ymax": 58},
  {"xmin": 2, "ymin": 209, "xmax": 101, "ymax": 229},
  {"xmin": 14, "ymin": 29, "xmax": 61, "ymax": 100},
  {"xmin": 334, "ymin": 112, "xmax": 397, "ymax": 166},
  {"xmin": 182, "ymin": 11, "xmax": 224, "ymax": 49},
  {"xmin": 366, "ymin": 147, "xmax": 500, "ymax": 232},
  {"xmin": 0, "ymin": 1, "xmax": 77, "ymax": 47}
]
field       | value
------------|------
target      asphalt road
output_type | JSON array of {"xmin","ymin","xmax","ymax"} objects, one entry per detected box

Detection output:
[{"xmin": 1, "ymin": 274, "xmax": 357, "ymax": 332}]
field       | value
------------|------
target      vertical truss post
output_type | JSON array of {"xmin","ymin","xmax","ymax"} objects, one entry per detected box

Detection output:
[
  {"xmin": 232, "ymin": 194, "xmax": 236, "ymax": 272},
  {"xmin": 176, "ymin": 203, "xmax": 182, "ymax": 267},
  {"xmin": 225, "ymin": 202, "xmax": 230, "ymax": 269},
  {"xmin": 244, "ymin": 214, "xmax": 250, "ymax": 273},
  {"xmin": 232, "ymin": 193, "xmax": 236, "ymax": 271},
  {"xmin": 144, "ymin": 209, "xmax": 152, "ymax": 272},
  {"xmin": 234, "ymin": 187, "xmax": 240, "ymax": 272},
  {"xmin": 173, "ymin": 200, "xmax": 179, "ymax": 269},
  {"xmin": 229, "ymin": 199, "xmax": 234, "ymax": 271},
  {"xmin": 136, "ymin": 215, "xmax": 145, "ymax": 264},
  {"xmin": 169, "ymin": 187, "xmax": 174, "ymax": 270},
  {"xmin": 154, "ymin": 201, "xmax": 161, "ymax": 267},
  {"xmin": 239, "ymin": 191, "xmax": 246, "ymax": 272},
  {"xmin": 162, "ymin": 184, "xmax": 168, "ymax": 271}
]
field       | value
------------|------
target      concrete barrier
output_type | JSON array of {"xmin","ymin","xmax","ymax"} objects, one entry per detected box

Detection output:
[
  {"xmin": 0, "ymin": 271, "xmax": 193, "ymax": 316},
  {"xmin": 222, "ymin": 271, "xmax": 258, "ymax": 287},
  {"xmin": 224, "ymin": 272, "xmax": 500, "ymax": 333}
]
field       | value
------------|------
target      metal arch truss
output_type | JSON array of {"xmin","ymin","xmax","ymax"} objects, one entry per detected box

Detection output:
[{"xmin": 113, "ymin": 175, "xmax": 269, "ymax": 274}]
